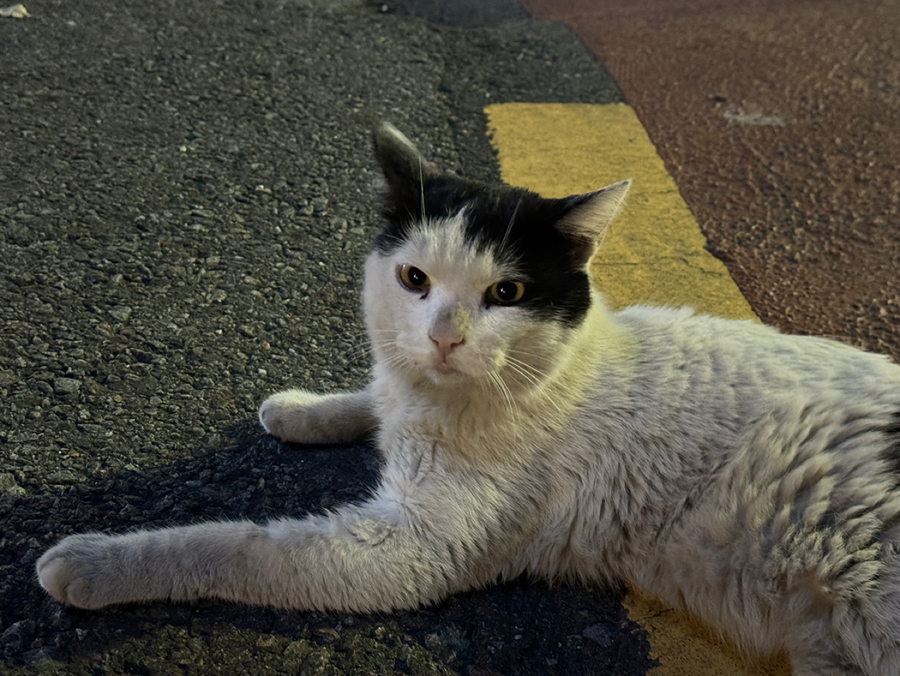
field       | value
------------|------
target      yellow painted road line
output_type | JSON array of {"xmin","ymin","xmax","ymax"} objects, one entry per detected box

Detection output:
[
  {"xmin": 485, "ymin": 102, "xmax": 788, "ymax": 676},
  {"xmin": 486, "ymin": 102, "xmax": 756, "ymax": 320}
]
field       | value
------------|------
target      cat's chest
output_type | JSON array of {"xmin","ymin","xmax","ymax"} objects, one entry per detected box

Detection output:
[
  {"xmin": 376, "ymin": 417, "xmax": 538, "ymax": 475},
  {"xmin": 375, "ymin": 382, "xmax": 561, "ymax": 461}
]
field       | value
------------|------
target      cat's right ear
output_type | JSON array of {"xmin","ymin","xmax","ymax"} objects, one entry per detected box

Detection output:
[{"xmin": 373, "ymin": 123, "xmax": 439, "ymax": 216}]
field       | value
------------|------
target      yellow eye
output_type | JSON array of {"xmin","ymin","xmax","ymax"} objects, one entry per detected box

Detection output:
[
  {"xmin": 397, "ymin": 264, "xmax": 431, "ymax": 293},
  {"xmin": 486, "ymin": 280, "xmax": 525, "ymax": 305}
]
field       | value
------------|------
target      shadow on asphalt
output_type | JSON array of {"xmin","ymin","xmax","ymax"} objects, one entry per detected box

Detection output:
[{"xmin": 0, "ymin": 420, "xmax": 655, "ymax": 675}]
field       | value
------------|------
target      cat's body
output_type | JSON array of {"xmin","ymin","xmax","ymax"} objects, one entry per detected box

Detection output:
[{"xmin": 38, "ymin": 124, "xmax": 900, "ymax": 675}]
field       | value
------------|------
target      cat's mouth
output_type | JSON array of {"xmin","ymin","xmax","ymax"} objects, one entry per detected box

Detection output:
[
  {"xmin": 425, "ymin": 355, "xmax": 471, "ymax": 382},
  {"xmin": 433, "ymin": 361, "xmax": 460, "ymax": 375}
]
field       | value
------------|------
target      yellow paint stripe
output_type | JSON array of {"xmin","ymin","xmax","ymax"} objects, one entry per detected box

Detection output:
[
  {"xmin": 486, "ymin": 102, "xmax": 755, "ymax": 320},
  {"xmin": 485, "ymin": 103, "xmax": 788, "ymax": 676}
]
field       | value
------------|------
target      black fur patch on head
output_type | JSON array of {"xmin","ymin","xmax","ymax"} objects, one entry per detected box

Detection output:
[{"xmin": 374, "ymin": 173, "xmax": 594, "ymax": 327}]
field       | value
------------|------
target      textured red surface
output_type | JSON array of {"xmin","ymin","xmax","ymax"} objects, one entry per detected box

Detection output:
[{"xmin": 521, "ymin": 0, "xmax": 900, "ymax": 361}]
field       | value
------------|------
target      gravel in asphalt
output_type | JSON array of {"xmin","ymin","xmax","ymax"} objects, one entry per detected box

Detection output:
[
  {"xmin": 523, "ymin": 0, "xmax": 900, "ymax": 362},
  {"xmin": 0, "ymin": 0, "xmax": 654, "ymax": 674}
]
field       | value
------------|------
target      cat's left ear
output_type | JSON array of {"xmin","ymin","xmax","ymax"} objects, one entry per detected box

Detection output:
[{"xmin": 555, "ymin": 179, "xmax": 632, "ymax": 265}]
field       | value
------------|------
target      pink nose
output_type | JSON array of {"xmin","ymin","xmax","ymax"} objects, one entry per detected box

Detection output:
[
  {"xmin": 429, "ymin": 307, "xmax": 467, "ymax": 362},
  {"xmin": 429, "ymin": 334, "xmax": 464, "ymax": 361}
]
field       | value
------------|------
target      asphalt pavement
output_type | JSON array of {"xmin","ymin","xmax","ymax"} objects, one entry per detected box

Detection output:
[
  {"xmin": 524, "ymin": 0, "xmax": 900, "ymax": 363},
  {"xmin": 0, "ymin": 0, "xmax": 655, "ymax": 674},
  {"xmin": 3, "ymin": 0, "xmax": 898, "ymax": 674}
]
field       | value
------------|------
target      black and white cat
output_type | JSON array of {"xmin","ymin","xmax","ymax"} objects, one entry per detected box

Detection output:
[{"xmin": 38, "ymin": 123, "xmax": 900, "ymax": 675}]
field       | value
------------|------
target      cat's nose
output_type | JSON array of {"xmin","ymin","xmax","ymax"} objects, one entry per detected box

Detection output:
[
  {"xmin": 428, "ymin": 313, "xmax": 465, "ymax": 361},
  {"xmin": 429, "ymin": 304, "xmax": 468, "ymax": 361},
  {"xmin": 429, "ymin": 334, "xmax": 465, "ymax": 361}
]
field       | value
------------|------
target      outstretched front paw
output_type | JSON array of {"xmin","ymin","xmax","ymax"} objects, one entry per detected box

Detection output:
[{"xmin": 36, "ymin": 533, "xmax": 123, "ymax": 609}]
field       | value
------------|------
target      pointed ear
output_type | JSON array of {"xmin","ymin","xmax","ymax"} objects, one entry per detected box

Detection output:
[
  {"xmin": 556, "ymin": 179, "xmax": 631, "ymax": 264},
  {"xmin": 373, "ymin": 122, "xmax": 440, "ymax": 203}
]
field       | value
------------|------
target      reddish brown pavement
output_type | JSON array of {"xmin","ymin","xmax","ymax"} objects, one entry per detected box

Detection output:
[{"xmin": 520, "ymin": 0, "xmax": 900, "ymax": 361}]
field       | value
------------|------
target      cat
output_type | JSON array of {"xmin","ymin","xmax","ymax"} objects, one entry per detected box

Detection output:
[{"xmin": 37, "ymin": 122, "xmax": 900, "ymax": 676}]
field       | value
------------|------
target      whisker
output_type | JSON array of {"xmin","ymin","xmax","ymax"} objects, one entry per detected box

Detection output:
[
  {"xmin": 378, "ymin": 349, "xmax": 412, "ymax": 371},
  {"xmin": 504, "ymin": 356, "xmax": 549, "ymax": 385},
  {"xmin": 506, "ymin": 346, "xmax": 553, "ymax": 361},
  {"xmin": 503, "ymin": 362, "xmax": 550, "ymax": 405},
  {"xmin": 343, "ymin": 335, "xmax": 397, "ymax": 354},
  {"xmin": 339, "ymin": 329, "xmax": 399, "ymax": 343},
  {"xmin": 487, "ymin": 371, "xmax": 508, "ymax": 409},
  {"xmin": 498, "ymin": 197, "xmax": 522, "ymax": 255},
  {"xmin": 344, "ymin": 347, "xmax": 376, "ymax": 366},
  {"xmin": 505, "ymin": 364, "xmax": 542, "ymax": 392},
  {"xmin": 487, "ymin": 370, "xmax": 520, "ymax": 426},
  {"xmin": 419, "ymin": 158, "xmax": 427, "ymax": 221},
  {"xmin": 345, "ymin": 338, "xmax": 390, "ymax": 354},
  {"xmin": 502, "ymin": 358, "xmax": 569, "ymax": 420}
]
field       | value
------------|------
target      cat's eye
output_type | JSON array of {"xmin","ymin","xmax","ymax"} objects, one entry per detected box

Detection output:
[
  {"xmin": 486, "ymin": 280, "xmax": 525, "ymax": 306},
  {"xmin": 397, "ymin": 264, "xmax": 431, "ymax": 294}
]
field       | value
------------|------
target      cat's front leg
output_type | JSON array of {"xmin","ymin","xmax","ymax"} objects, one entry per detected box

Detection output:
[
  {"xmin": 37, "ymin": 502, "xmax": 460, "ymax": 611},
  {"xmin": 258, "ymin": 388, "xmax": 376, "ymax": 444}
]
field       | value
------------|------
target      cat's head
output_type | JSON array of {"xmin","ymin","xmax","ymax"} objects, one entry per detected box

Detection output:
[{"xmin": 363, "ymin": 122, "xmax": 629, "ymax": 392}]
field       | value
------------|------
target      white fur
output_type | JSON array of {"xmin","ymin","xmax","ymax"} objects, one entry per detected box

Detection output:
[{"xmin": 37, "ymin": 194, "xmax": 900, "ymax": 676}]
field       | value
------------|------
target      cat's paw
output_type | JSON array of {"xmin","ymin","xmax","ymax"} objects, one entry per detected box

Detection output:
[
  {"xmin": 259, "ymin": 389, "xmax": 376, "ymax": 444},
  {"xmin": 259, "ymin": 389, "xmax": 336, "ymax": 443},
  {"xmin": 36, "ymin": 533, "xmax": 121, "ymax": 609}
]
